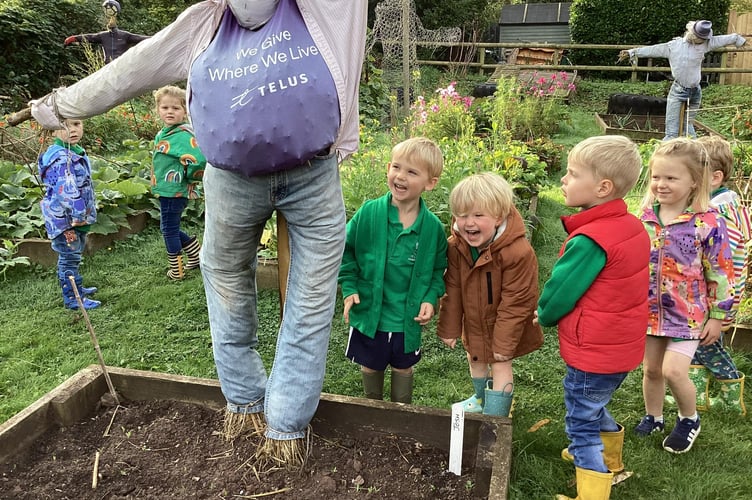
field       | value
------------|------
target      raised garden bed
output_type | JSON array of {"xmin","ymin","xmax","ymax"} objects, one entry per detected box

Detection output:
[
  {"xmin": 13, "ymin": 212, "xmax": 152, "ymax": 267},
  {"xmin": 595, "ymin": 113, "xmax": 723, "ymax": 142},
  {"xmin": 729, "ymin": 324, "xmax": 752, "ymax": 353},
  {"xmin": 0, "ymin": 366, "xmax": 511, "ymax": 499}
]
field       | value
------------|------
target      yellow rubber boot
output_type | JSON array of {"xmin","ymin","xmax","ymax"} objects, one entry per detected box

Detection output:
[
  {"xmin": 560, "ymin": 425, "xmax": 624, "ymax": 474},
  {"xmin": 556, "ymin": 467, "xmax": 613, "ymax": 500}
]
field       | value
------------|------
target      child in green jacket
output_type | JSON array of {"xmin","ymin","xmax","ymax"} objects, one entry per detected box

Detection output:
[
  {"xmin": 151, "ymin": 85, "xmax": 206, "ymax": 280},
  {"xmin": 339, "ymin": 137, "xmax": 448, "ymax": 403}
]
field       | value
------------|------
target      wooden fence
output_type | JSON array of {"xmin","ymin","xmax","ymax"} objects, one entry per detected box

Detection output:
[{"xmin": 415, "ymin": 41, "xmax": 752, "ymax": 83}]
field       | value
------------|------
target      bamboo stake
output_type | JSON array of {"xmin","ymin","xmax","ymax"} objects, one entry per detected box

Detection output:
[
  {"xmin": 92, "ymin": 450, "xmax": 100, "ymax": 489},
  {"xmin": 68, "ymin": 275, "xmax": 120, "ymax": 405}
]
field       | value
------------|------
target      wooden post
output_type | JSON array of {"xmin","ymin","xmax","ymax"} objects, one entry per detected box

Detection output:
[
  {"xmin": 678, "ymin": 101, "xmax": 687, "ymax": 137},
  {"xmin": 401, "ymin": 0, "xmax": 411, "ymax": 117}
]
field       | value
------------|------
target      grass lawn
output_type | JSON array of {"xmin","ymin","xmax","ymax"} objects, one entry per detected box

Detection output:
[{"xmin": 3, "ymin": 80, "xmax": 752, "ymax": 498}]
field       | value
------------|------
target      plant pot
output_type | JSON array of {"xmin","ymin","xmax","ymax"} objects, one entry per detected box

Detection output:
[
  {"xmin": 0, "ymin": 366, "xmax": 511, "ymax": 499},
  {"xmin": 594, "ymin": 113, "xmax": 723, "ymax": 142}
]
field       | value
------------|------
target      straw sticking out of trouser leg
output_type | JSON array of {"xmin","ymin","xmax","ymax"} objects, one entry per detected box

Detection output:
[
  {"xmin": 255, "ymin": 429, "xmax": 310, "ymax": 470},
  {"xmin": 222, "ymin": 409, "xmax": 266, "ymax": 441}
]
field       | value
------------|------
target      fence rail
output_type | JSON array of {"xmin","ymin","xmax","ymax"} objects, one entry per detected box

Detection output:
[{"xmin": 413, "ymin": 41, "xmax": 752, "ymax": 80}]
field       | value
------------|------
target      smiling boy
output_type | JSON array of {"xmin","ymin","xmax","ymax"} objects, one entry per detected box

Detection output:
[{"xmin": 338, "ymin": 137, "xmax": 448, "ymax": 403}]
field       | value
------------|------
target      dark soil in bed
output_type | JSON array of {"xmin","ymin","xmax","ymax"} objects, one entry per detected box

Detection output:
[{"xmin": 0, "ymin": 399, "xmax": 478, "ymax": 499}]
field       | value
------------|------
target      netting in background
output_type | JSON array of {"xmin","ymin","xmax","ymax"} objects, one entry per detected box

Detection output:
[{"xmin": 368, "ymin": 0, "xmax": 461, "ymax": 97}]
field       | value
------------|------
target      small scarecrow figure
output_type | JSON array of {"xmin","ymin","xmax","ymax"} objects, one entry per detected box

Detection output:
[{"xmin": 64, "ymin": 0, "xmax": 149, "ymax": 63}]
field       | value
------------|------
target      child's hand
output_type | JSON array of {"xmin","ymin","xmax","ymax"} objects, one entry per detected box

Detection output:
[
  {"xmin": 343, "ymin": 294, "xmax": 360, "ymax": 324},
  {"xmin": 440, "ymin": 337, "xmax": 457, "ymax": 349},
  {"xmin": 414, "ymin": 302, "xmax": 435, "ymax": 325},
  {"xmin": 493, "ymin": 352, "xmax": 513, "ymax": 362},
  {"xmin": 699, "ymin": 318, "xmax": 722, "ymax": 346},
  {"xmin": 532, "ymin": 310, "xmax": 539, "ymax": 326}
]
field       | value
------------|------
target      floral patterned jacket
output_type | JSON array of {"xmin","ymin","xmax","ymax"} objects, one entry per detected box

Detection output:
[{"xmin": 641, "ymin": 206, "xmax": 735, "ymax": 339}]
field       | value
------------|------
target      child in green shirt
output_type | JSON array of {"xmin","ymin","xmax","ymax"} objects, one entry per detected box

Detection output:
[{"xmin": 339, "ymin": 137, "xmax": 448, "ymax": 403}]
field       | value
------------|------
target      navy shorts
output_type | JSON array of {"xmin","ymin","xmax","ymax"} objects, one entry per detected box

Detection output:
[{"xmin": 345, "ymin": 327, "xmax": 421, "ymax": 371}]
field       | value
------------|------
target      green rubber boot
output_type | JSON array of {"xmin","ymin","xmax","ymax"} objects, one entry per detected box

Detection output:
[
  {"xmin": 482, "ymin": 382, "xmax": 513, "ymax": 417},
  {"xmin": 390, "ymin": 370, "xmax": 413, "ymax": 404},
  {"xmin": 688, "ymin": 364, "xmax": 711, "ymax": 411},
  {"xmin": 709, "ymin": 373, "xmax": 747, "ymax": 416},
  {"xmin": 361, "ymin": 370, "xmax": 385, "ymax": 400}
]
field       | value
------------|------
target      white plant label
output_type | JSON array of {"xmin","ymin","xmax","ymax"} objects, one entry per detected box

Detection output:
[{"xmin": 448, "ymin": 402, "xmax": 464, "ymax": 475}]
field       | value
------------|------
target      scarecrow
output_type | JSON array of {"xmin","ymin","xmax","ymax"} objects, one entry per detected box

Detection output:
[{"xmin": 64, "ymin": 0, "xmax": 149, "ymax": 63}]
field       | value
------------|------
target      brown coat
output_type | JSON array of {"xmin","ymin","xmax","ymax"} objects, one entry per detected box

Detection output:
[{"xmin": 437, "ymin": 208, "xmax": 544, "ymax": 362}]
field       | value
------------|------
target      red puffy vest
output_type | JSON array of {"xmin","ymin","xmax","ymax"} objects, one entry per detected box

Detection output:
[{"xmin": 558, "ymin": 199, "xmax": 650, "ymax": 374}]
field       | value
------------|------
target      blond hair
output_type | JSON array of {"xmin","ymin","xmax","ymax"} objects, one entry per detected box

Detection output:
[
  {"xmin": 391, "ymin": 137, "xmax": 444, "ymax": 179},
  {"xmin": 450, "ymin": 172, "xmax": 515, "ymax": 219},
  {"xmin": 642, "ymin": 137, "xmax": 711, "ymax": 211},
  {"xmin": 153, "ymin": 85, "xmax": 187, "ymax": 111},
  {"xmin": 567, "ymin": 135, "xmax": 642, "ymax": 198},
  {"xmin": 697, "ymin": 135, "xmax": 734, "ymax": 182}
]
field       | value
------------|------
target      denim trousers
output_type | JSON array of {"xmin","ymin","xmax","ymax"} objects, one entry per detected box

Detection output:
[
  {"xmin": 201, "ymin": 153, "xmax": 345, "ymax": 440},
  {"xmin": 563, "ymin": 366, "xmax": 627, "ymax": 472},
  {"xmin": 159, "ymin": 197, "xmax": 191, "ymax": 255},
  {"xmin": 664, "ymin": 81, "xmax": 702, "ymax": 140},
  {"xmin": 51, "ymin": 229, "xmax": 87, "ymax": 281}
]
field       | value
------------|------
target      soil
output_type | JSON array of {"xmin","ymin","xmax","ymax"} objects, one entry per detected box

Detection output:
[{"xmin": 0, "ymin": 399, "xmax": 478, "ymax": 499}]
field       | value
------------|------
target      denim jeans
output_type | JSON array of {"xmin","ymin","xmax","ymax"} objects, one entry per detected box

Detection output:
[
  {"xmin": 159, "ymin": 197, "xmax": 191, "ymax": 255},
  {"xmin": 51, "ymin": 229, "xmax": 87, "ymax": 281},
  {"xmin": 201, "ymin": 153, "xmax": 345, "ymax": 440},
  {"xmin": 563, "ymin": 366, "xmax": 627, "ymax": 472},
  {"xmin": 664, "ymin": 81, "xmax": 702, "ymax": 140}
]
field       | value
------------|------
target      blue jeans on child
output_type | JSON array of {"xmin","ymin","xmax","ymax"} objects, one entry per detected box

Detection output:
[
  {"xmin": 51, "ymin": 229, "xmax": 87, "ymax": 280},
  {"xmin": 201, "ymin": 152, "xmax": 345, "ymax": 441},
  {"xmin": 159, "ymin": 197, "xmax": 191, "ymax": 254},
  {"xmin": 564, "ymin": 366, "xmax": 627, "ymax": 472},
  {"xmin": 664, "ymin": 81, "xmax": 701, "ymax": 140}
]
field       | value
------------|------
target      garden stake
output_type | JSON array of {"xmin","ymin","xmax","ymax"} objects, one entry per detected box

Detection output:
[{"xmin": 68, "ymin": 275, "xmax": 120, "ymax": 405}]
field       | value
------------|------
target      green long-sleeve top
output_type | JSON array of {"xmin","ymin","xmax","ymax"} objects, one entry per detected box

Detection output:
[
  {"xmin": 151, "ymin": 123, "xmax": 206, "ymax": 199},
  {"xmin": 537, "ymin": 235, "xmax": 606, "ymax": 327},
  {"xmin": 338, "ymin": 193, "xmax": 448, "ymax": 353}
]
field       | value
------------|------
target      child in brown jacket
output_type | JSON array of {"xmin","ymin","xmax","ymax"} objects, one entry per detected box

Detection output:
[{"xmin": 437, "ymin": 172, "xmax": 544, "ymax": 416}]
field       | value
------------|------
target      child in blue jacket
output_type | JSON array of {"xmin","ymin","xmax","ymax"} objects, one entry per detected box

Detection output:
[{"xmin": 39, "ymin": 118, "xmax": 100, "ymax": 310}]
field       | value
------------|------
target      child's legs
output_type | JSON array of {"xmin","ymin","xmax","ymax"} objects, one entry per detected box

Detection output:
[
  {"xmin": 467, "ymin": 353, "xmax": 490, "ymax": 379},
  {"xmin": 489, "ymin": 360, "xmax": 513, "ymax": 390},
  {"xmin": 643, "ymin": 336, "xmax": 669, "ymax": 416},
  {"xmin": 664, "ymin": 340, "xmax": 700, "ymax": 416},
  {"xmin": 692, "ymin": 338, "xmax": 741, "ymax": 380},
  {"xmin": 563, "ymin": 366, "xmax": 627, "ymax": 472},
  {"xmin": 159, "ymin": 197, "xmax": 190, "ymax": 254},
  {"xmin": 51, "ymin": 230, "xmax": 86, "ymax": 281}
]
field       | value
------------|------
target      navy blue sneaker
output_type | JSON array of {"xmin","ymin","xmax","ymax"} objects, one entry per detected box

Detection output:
[
  {"xmin": 662, "ymin": 416, "xmax": 701, "ymax": 454},
  {"xmin": 634, "ymin": 415, "xmax": 665, "ymax": 437}
]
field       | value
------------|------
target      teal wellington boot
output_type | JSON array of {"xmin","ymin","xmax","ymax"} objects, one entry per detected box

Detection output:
[{"xmin": 482, "ymin": 382, "xmax": 514, "ymax": 417}]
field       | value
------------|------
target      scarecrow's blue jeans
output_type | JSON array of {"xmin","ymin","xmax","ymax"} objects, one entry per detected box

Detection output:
[
  {"xmin": 563, "ymin": 366, "xmax": 627, "ymax": 472},
  {"xmin": 664, "ymin": 81, "xmax": 702, "ymax": 139},
  {"xmin": 201, "ymin": 152, "xmax": 345, "ymax": 441}
]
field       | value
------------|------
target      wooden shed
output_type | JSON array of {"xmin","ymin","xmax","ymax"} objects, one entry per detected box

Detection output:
[{"xmin": 498, "ymin": 2, "xmax": 572, "ymax": 44}]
